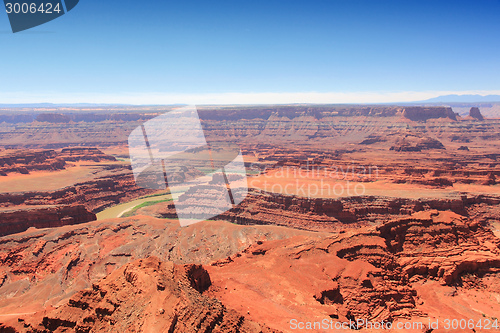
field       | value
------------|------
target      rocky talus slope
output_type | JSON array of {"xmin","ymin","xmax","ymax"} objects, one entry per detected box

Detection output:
[
  {"xmin": 206, "ymin": 210, "xmax": 500, "ymax": 332},
  {"xmin": 0, "ymin": 217, "xmax": 313, "ymax": 320},
  {"xmin": 2, "ymin": 257, "xmax": 279, "ymax": 333}
]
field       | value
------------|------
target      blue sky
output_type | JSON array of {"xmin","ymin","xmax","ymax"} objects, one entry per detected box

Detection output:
[{"xmin": 1, "ymin": 0, "xmax": 499, "ymax": 104}]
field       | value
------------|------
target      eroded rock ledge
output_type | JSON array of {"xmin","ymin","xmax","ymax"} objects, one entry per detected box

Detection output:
[
  {"xmin": 1, "ymin": 257, "xmax": 279, "ymax": 333},
  {"xmin": 156, "ymin": 189, "xmax": 500, "ymax": 232},
  {"xmin": 0, "ymin": 205, "xmax": 96, "ymax": 237}
]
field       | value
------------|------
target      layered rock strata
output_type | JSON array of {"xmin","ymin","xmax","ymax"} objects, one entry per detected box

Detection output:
[
  {"xmin": 0, "ymin": 169, "xmax": 153, "ymax": 213},
  {"xmin": 0, "ymin": 205, "xmax": 96, "ymax": 237},
  {"xmin": 1, "ymin": 257, "xmax": 278, "ymax": 333},
  {"xmin": 155, "ymin": 189, "xmax": 499, "ymax": 232}
]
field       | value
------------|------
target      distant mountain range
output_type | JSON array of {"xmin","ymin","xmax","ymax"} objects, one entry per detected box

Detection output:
[
  {"xmin": 0, "ymin": 103, "xmax": 128, "ymax": 108},
  {"xmin": 415, "ymin": 94, "xmax": 500, "ymax": 103},
  {"xmin": 1, "ymin": 96, "xmax": 500, "ymax": 108}
]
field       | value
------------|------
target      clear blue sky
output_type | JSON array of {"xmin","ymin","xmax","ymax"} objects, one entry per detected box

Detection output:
[{"xmin": 1, "ymin": 0, "xmax": 500, "ymax": 104}]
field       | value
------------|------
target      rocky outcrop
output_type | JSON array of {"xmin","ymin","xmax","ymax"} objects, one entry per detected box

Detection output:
[
  {"xmin": 0, "ymin": 170, "xmax": 154, "ymax": 213},
  {"xmin": 0, "ymin": 148, "xmax": 115, "ymax": 175},
  {"xmin": 199, "ymin": 105, "xmax": 460, "ymax": 121},
  {"xmin": 0, "ymin": 113, "xmax": 36, "ymax": 123},
  {"xmin": 206, "ymin": 210, "xmax": 500, "ymax": 329},
  {"xmin": 2, "ymin": 257, "xmax": 279, "ymax": 333},
  {"xmin": 0, "ymin": 212, "xmax": 499, "ymax": 332},
  {"xmin": 0, "ymin": 150, "xmax": 65, "ymax": 175},
  {"xmin": 0, "ymin": 217, "xmax": 306, "ymax": 329},
  {"xmin": 0, "ymin": 205, "xmax": 96, "ymax": 237},
  {"xmin": 58, "ymin": 148, "xmax": 116, "ymax": 162},
  {"xmin": 35, "ymin": 113, "xmax": 71, "ymax": 123},
  {"xmin": 378, "ymin": 210, "xmax": 500, "ymax": 285},
  {"xmin": 156, "ymin": 189, "xmax": 482, "ymax": 231},
  {"xmin": 402, "ymin": 106, "xmax": 457, "ymax": 121},
  {"xmin": 390, "ymin": 135, "xmax": 445, "ymax": 152},
  {"xmin": 0, "ymin": 122, "xmax": 142, "ymax": 149},
  {"xmin": 359, "ymin": 135, "xmax": 387, "ymax": 145},
  {"xmin": 469, "ymin": 107, "xmax": 484, "ymax": 120},
  {"xmin": 157, "ymin": 190, "xmax": 349, "ymax": 231},
  {"xmin": 198, "ymin": 106, "xmax": 404, "ymax": 121}
]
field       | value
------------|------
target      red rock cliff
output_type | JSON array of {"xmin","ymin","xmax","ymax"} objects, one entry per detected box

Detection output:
[{"xmin": 0, "ymin": 205, "xmax": 96, "ymax": 237}]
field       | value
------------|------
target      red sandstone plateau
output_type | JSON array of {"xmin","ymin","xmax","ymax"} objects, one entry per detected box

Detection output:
[{"xmin": 0, "ymin": 105, "xmax": 499, "ymax": 332}]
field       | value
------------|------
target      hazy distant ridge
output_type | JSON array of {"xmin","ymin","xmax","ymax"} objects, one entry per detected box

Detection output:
[{"xmin": 418, "ymin": 94, "xmax": 500, "ymax": 103}]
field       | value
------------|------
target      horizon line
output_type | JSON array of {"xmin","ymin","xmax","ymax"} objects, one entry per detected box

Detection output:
[{"xmin": 1, "ymin": 90, "xmax": 500, "ymax": 105}]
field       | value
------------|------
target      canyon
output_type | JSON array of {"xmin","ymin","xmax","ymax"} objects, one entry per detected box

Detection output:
[
  {"xmin": 0, "ymin": 105, "xmax": 498, "ymax": 149},
  {"xmin": 0, "ymin": 210, "xmax": 498, "ymax": 332},
  {"xmin": 0, "ymin": 104, "xmax": 499, "ymax": 332}
]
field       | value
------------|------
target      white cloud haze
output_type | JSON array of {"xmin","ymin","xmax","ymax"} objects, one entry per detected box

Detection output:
[{"xmin": 1, "ymin": 90, "xmax": 500, "ymax": 105}]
